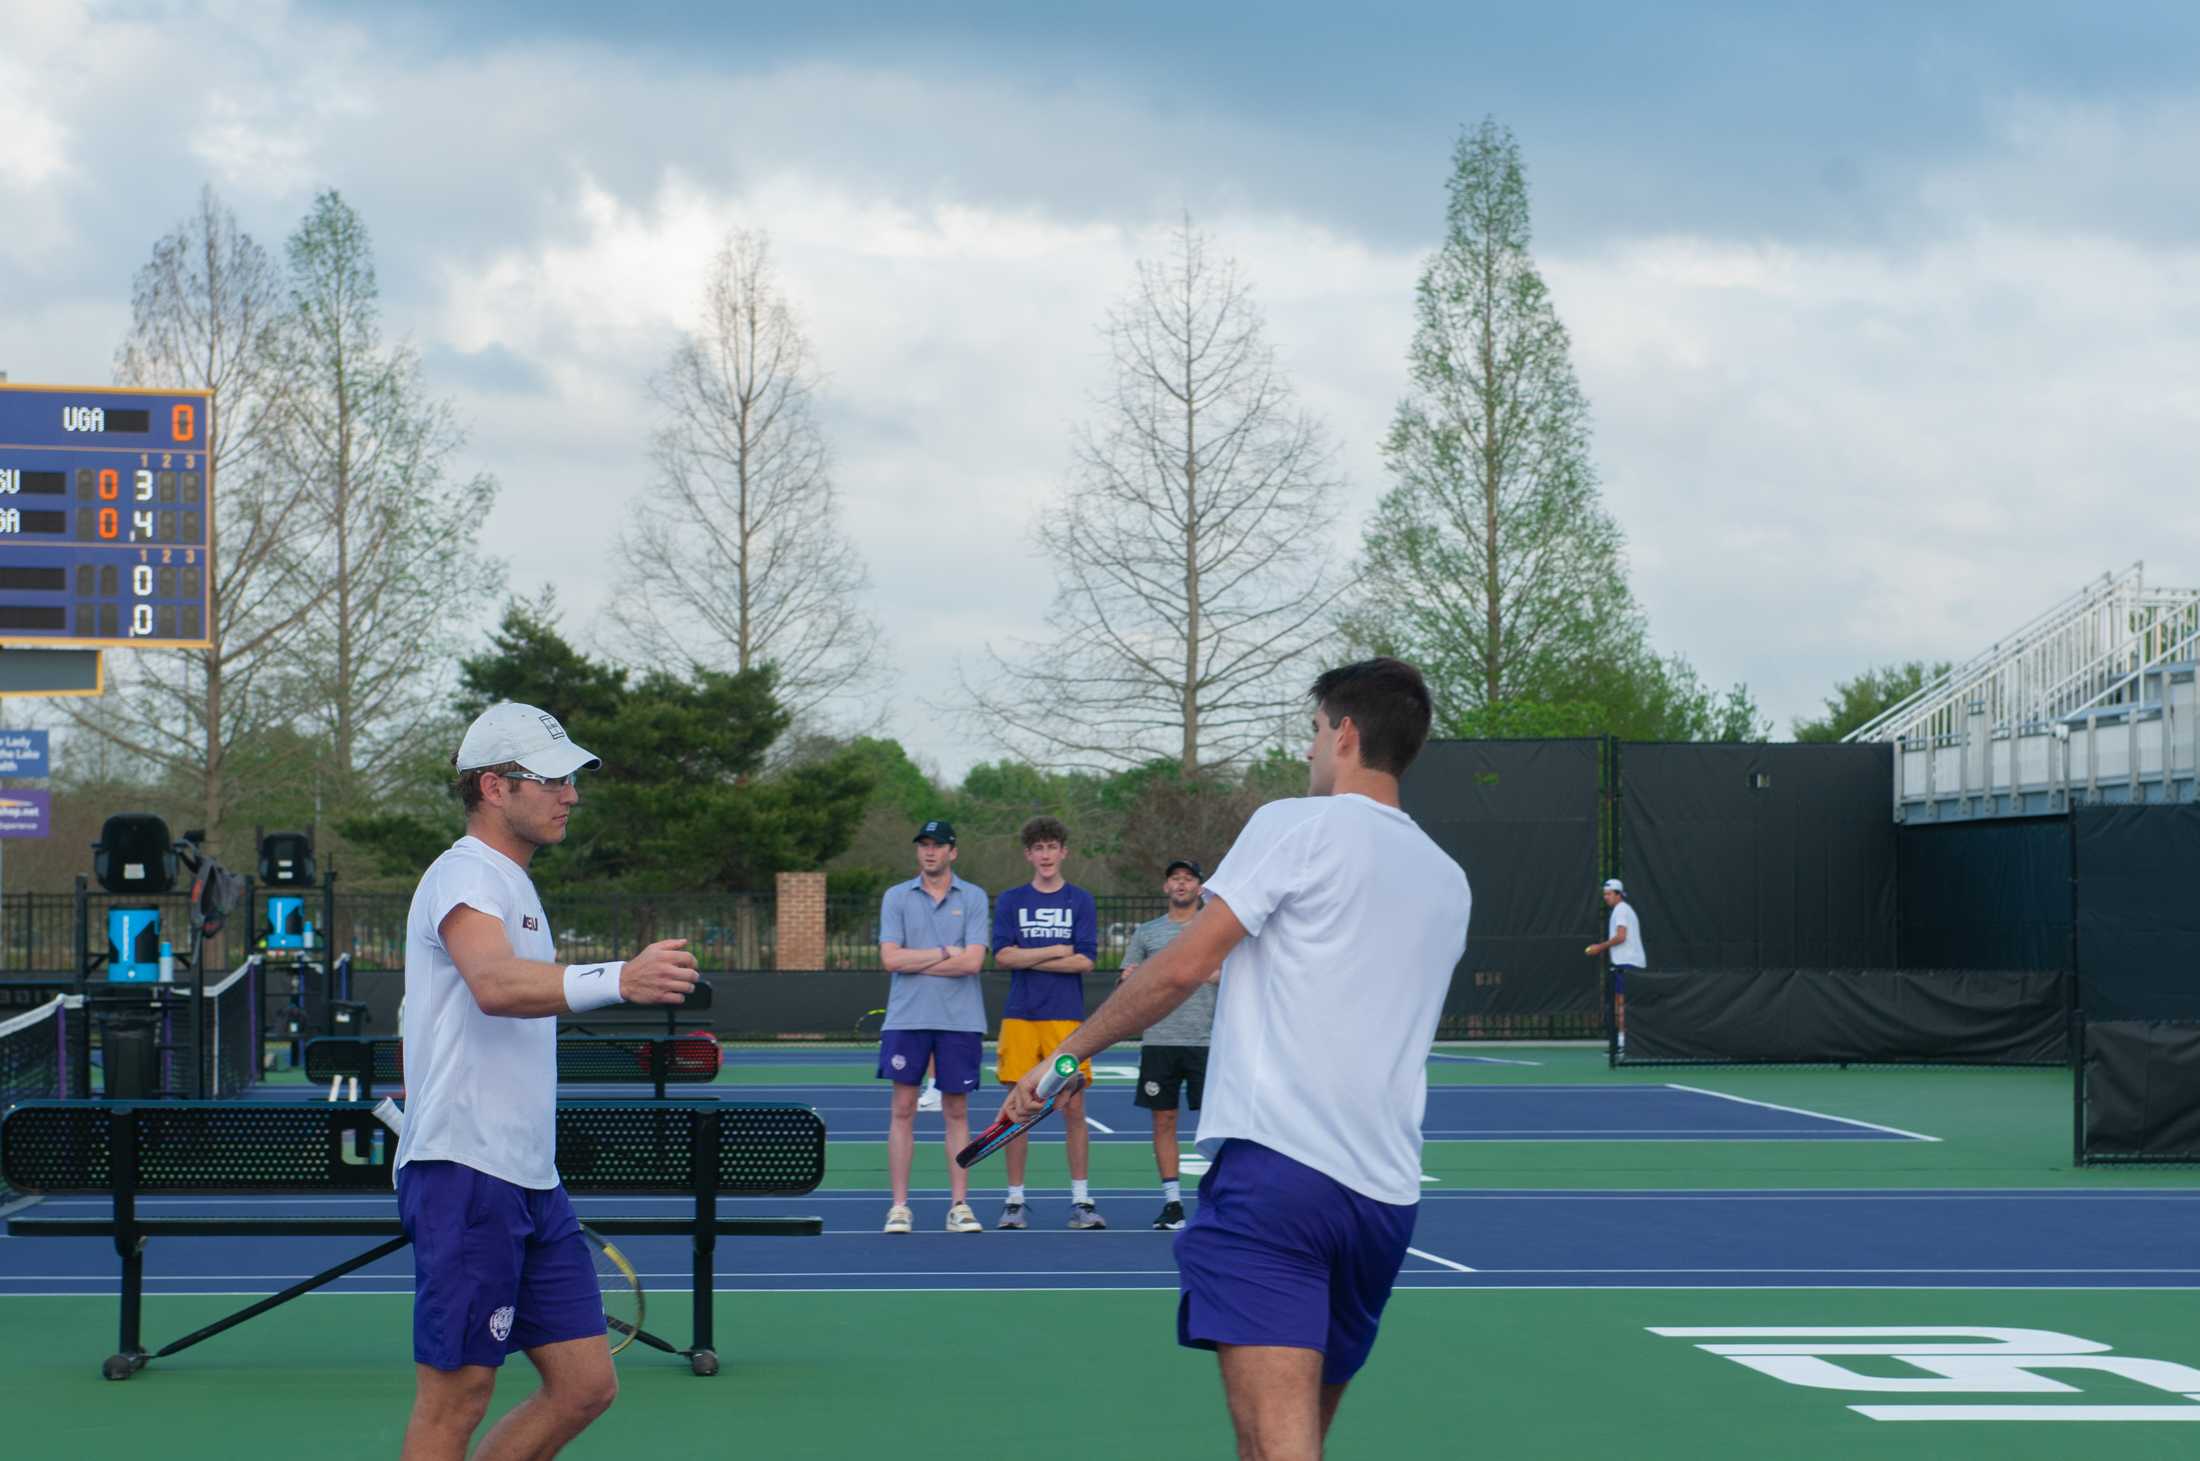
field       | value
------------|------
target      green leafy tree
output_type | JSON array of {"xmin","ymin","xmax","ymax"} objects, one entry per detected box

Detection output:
[
  {"xmin": 339, "ymin": 602, "xmax": 873, "ymax": 890},
  {"xmin": 1351, "ymin": 119, "xmax": 1642, "ymax": 720},
  {"xmin": 1349, "ymin": 120, "xmax": 1764, "ymax": 744},
  {"xmin": 1793, "ymin": 660, "xmax": 1950, "ymax": 742}
]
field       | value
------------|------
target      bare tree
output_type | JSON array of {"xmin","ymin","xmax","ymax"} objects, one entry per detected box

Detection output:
[
  {"xmin": 276, "ymin": 190, "xmax": 502, "ymax": 805},
  {"xmin": 61, "ymin": 185, "xmax": 323, "ymax": 857},
  {"xmin": 609, "ymin": 231, "xmax": 880, "ymax": 725},
  {"xmin": 967, "ymin": 216, "xmax": 1343, "ymax": 774}
]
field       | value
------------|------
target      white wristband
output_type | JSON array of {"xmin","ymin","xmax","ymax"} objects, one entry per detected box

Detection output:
[{"xmin": 563, "ymin": 961, "xmax": 625, "ymax": 1013}]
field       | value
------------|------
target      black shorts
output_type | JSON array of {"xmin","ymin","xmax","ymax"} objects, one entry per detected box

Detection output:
[{"xmin": 1136, "ymin": 1044, "xmax": 1209, "ymax": 1111}]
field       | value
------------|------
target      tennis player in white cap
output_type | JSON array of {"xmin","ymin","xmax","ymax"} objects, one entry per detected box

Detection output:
[
  {"xmin": 395, "ymin": 702, "xmax": 698, "ymax": 1460},
  {"xmin": 1585, "ymin": 878, "xmax": 1646, "ymax": 1047}
]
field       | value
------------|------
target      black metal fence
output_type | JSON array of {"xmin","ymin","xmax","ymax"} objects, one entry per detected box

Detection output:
[
  {"xmin": 0, "ymin": 893, "xmax": 250, "ymax": 978},
  {"xmin": 0, "ymin": 890, "xmax": 1175, "ymax": 975}
]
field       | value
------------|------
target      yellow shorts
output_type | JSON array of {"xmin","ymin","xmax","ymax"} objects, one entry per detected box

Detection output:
[{"xmin": 996, "ymin": 1018, "xmax": 1093, "ymax": 1086}]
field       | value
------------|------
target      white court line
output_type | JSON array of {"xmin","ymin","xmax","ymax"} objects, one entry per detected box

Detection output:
[
  {"xmin": 6, "ymin": 1282, "xmax": 2200, "ymax": 1298},
  {"xmin": 1406, "ymin": 1245, "xmax": 1476, "ymax": 1273},
  {"xmin": 1663, "ymin": 1083, "xmax": 1942, "ymax": 1142},
  {"xmin": 1421, "ymin": 1128, "xmax": 1897, "ymax": 1136},
  {"xmin": 1084, "ymin": 1116, "xmax": 1116, "ymax": 1134},
  {"xmin": 1428, "ymin": 1054, "xmax": 1543, "ymax": 1066}
]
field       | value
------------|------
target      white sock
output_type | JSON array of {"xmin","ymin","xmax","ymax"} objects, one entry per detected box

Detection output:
[
  {"xmin": 1007, "ymin": 1185, "xmax": 1026, "ymax": 1204},
  {"xmin": 921, "ymin": 1075, "xmax": 937, "ymax": 1091},
  {"xmin": 1162, "ymin": 1179, "xmax": 1181, "ymax": 1204},
  {"xmin": 1071, "ymin": 1178, "xmax": 1091, "ymax": 1204}
]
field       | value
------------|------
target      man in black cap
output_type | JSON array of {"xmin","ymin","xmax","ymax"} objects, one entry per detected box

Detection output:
[
  {"xmin": 1117, "ymin": 857, "xmax": 1214, "ymax": 1229},
  {"xmin": 875, "ymin": 819, "xmax": 990, "ymax": 1234}
]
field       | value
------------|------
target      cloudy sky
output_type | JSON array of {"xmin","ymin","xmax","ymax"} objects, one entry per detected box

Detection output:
[{"xmin": 6, "ymin": 1, "xmax": 2199, "ymax": 776}]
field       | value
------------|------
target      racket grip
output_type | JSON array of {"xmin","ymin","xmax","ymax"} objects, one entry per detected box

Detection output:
[{"xmin": 1033, "ymin": 1050, "xmax": 1080, "ymax": 1101}]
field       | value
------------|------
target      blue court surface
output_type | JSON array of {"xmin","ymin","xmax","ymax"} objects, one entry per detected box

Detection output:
[{"xmin": 250, "ymin": 1072, "xmax": 1931, "ymax": 1142}]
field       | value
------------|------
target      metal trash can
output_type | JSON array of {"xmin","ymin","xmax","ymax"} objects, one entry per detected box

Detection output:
[{"xmin": 102, "ymin": 1010, "xmax": 162, "ymax": 1099}]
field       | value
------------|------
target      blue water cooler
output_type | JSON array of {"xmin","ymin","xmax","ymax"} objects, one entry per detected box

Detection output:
[
  {"xmin": 107, "ymin": 907, "xmax": 164, "ymax": 981},
  {"xmin": 266, "ymin": 894, "xmax": 307, "ymax": 951}
]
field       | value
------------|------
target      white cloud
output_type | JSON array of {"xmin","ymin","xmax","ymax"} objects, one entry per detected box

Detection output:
[{"xmin": 5, "ymin": 5, "xmax": 2200, "ymax": 772}]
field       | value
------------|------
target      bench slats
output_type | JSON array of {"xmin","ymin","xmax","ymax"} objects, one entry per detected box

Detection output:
[{"xmin": 0, "ymin": 1101, "xmax": 825, "ymax": 1197}]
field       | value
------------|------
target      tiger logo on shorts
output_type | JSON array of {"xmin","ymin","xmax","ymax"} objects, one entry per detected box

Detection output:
[{"xmin": 489, "ymin": 1305, "xmax": 515, "ymax": 1341}]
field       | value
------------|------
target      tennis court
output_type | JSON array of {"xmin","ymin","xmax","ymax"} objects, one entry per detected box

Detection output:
[{"xmin": 6, "ymin": 1043, "xmax": 2199, "ymax": 1458}]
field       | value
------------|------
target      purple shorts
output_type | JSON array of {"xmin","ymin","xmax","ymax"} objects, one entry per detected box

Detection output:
[
  {"xmin": 877, "ymin": 1028, "xmax": 982, "ymax": 1091},
  {"xmin": 1174, "ymin": 1140, "xmax": 1417, "ymax": 1385},
  {"xmin": 397, "ymin": 1160, "xmax": 604, "ymax": 1370}
]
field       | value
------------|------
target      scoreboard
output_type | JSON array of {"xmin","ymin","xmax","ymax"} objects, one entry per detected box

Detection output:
[{"xmin": 0, "ymin": 383, "xmax": 214, "ymax": 649}]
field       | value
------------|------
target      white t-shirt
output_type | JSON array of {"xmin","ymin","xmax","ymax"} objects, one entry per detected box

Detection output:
[
  {"xmin": 1196, "ymin": 794, "xmax": 1471, "ymax": 1206},
  {"xmin": 394, "ymin": 836, "xmax": 562, "ymax": 1189},
  {"xmin": 1608, "ymin": 900, "xmax": 1647, "ymax": 968}
]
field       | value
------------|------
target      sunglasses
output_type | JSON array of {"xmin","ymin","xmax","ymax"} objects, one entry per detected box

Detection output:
[{"xmin": 497, "ymin": 769, "xmax": 580, "ymax": 790}]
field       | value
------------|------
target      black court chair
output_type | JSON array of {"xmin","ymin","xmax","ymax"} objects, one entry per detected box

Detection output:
[{"xmin": 1, "ymin": 1100, "xmax": 825, "ymax": 1379}]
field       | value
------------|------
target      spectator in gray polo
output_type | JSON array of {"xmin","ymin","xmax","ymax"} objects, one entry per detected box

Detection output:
[
  {"xmin": 1119, "ymin": 857, "xmax": 1215, "ymax": 1231},
  {"xmin": 875, "ymin": 819, "xmax": 990, "ymax": 1235}
]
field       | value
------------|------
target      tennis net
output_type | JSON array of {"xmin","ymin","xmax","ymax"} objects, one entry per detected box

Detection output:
[
  {"xmin": 0, "ymin": 995, "xmax": 79, "ymax": 1195},
  {"xmin": 204, "ymin": 958, "xmax": 261, "ymax": 1099}
]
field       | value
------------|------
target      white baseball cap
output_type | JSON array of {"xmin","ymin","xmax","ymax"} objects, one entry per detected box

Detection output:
[
  {"xmin": 1602, "ymin": 878, "xmax": 1625, "ymax": 894},
  {"xmin": 455, "ymin": 703, "xmax": 601, "ymax": 777}
]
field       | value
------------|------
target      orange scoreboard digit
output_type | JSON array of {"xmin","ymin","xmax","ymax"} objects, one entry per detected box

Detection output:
[{"xmin": 0, "ymin": 383, "xmax": 215, "ymax": 649}]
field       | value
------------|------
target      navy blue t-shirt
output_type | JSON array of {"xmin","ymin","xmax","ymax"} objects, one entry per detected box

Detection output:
[{"xmin": 992, "ymin": 882, "xmax": 1099, "ymax": 1021}]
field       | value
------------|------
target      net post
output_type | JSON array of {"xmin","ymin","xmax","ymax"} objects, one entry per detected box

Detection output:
[
  {"xmin": 322, "ymin": 865, "xmax": 338, "ymax": 994},
  {"xmin": 2070, "ymin": 1010, "xmax": 2087, "ymax": 1166},
  {"xmin": 691, "ymin": 1107, "xmax": 720, "ymax": 1355},
  {"xmin": 70, "ymin": 878, "xmax": 92, "ymax": 1097},
  {"xmin": 192, "ymin": 940, "xmax": 209, "ymax": 1101},
  {"xmin": 112, "ymin": 1108, "xmax": 145, "ymax": 1360}
]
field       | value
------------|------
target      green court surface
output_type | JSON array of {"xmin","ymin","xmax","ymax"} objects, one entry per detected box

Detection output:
[
  {"xmin": 7, "ymin": 1290, "xmax": 2200, "ymax": 1459},
  {"xmin": 6, "ymin": 1045, "xmax": 2198, "ymax": 1457}
]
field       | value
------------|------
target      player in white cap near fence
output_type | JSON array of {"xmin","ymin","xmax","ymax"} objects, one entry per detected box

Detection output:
[
  {"xmin": 1585, "ymin": 878, "xmax": 1646, "ymax": 1048},
  {"xmin": 395, "ymin": 702, "xmax": 700, "ymax": 1461}
]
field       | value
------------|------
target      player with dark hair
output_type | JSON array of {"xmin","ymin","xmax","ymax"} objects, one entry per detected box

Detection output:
[
  {"xmin": 1119, "ymin": 857, "xmax": 1214, "ymax": 1230},
  {"xmin": 398, "ymin": 703, "xmax": 699, "ymax": 1461},
  {"xmin": 991, "ymin": 814, "xmax": 1103, "ymax": 1229},
  {"xmin": 1000, "ymin": 658, "xmax": 1470, "ymax": 1460}
]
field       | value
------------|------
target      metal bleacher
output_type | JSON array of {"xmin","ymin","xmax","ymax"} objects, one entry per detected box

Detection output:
[{"xmin": 1847, "ymin": 562, "xmax": 2200, "ymax": 822}]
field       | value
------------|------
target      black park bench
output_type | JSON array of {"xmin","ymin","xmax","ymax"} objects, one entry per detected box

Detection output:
[
  {"xmin": 1, "ymin": 1099, "xmax": 825, "ymax": 1379},
  {"xmin": 305, "ymin": 1033, "xmax": 725, "ymax": 1100}
]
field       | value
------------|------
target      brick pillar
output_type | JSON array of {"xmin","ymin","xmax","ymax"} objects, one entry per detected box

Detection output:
[{"xmin": 775, "ymin": 871, "xmax": 827, "ymax": 970}]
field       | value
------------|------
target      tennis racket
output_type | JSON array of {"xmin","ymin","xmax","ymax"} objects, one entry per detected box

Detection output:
[
  {"xmin": 957, "ymin": 1052, "xmax": 1086, "ymax": 1169},
  {"xmin": 582, "ymin": 1226, "xmax": 643, "ymax": 1357},
  {"xmin": 854, "ymin": 1008, "xmax": 886, "ymax": 1040}
]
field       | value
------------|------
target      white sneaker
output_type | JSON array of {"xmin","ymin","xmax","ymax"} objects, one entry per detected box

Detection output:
[
  {"xmin": 883, "ymin": 1204, "xmax": 913, "ymax": 1234},
  {"xmin": 945, "ymin": 1202, "xmax": 982, "ymax": 1233},
  {"xmin": 917, "ymin": 1084, "xmax": 942, "ymax": 1112}
]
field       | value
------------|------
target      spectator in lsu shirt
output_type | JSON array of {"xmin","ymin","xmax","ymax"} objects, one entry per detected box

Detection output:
[{"xmin": 990, "ymin": 815, "xmax": 1103, "ymax": 1230}]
